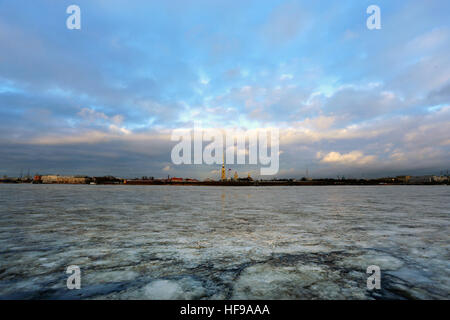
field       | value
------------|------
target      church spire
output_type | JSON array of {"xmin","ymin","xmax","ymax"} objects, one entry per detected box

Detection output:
[{"xmin": 221, "ymin": 153, "xmax": 226, "ymax": 181}]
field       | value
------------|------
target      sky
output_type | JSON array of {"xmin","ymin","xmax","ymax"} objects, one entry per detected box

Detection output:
[{"xmin": 0, "ymin": 0, "xmax": 449, "ymax": 179}]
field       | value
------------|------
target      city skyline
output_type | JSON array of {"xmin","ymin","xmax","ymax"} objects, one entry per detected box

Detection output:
[{"xmin": 1, "ymin": 0, "xmax": 449, "ymax": 179}]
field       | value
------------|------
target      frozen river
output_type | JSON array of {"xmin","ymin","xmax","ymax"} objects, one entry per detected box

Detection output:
[{"xmin": 0, "ymin": 184, "xmax": 448, "ymax": 299}]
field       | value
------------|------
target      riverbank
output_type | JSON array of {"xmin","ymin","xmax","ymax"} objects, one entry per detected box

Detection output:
[{"xmin": 1, "ymin": 180, "xmax": 448, "ymax": 186}]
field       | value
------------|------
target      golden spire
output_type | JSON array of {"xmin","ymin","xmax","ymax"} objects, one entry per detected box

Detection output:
[{"xmin": 221, "ymin": 153, "xmax": 226, "ymax": 181}]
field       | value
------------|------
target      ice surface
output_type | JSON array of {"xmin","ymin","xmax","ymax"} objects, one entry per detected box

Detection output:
[{"xmin": 0, "ymin": 185, "xmax": 448, "ymax": 299}]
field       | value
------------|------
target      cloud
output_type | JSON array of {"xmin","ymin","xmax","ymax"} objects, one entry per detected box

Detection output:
[
  {"xmin": 0, "ymin": 1, "xmax": 449, "ymax": 178},
  {"xmin": 323, "ymin": 85, "xmax": 403, "ymax": 122},
  {"xmin": 407, "ymin": 27, "xmax": 449, "ymax": 51},
  {"xmin": 262, "ymin": 1, "xmax": 306, "ymax": 44},
  {"xmin": 343, "ymin": 30, "xmax": 358, "ymax": 41},
  {"xmin": 280, "ymin": 74, "xmax": 294, "ymax": 81},
  {"xmin": 78, "ymin": 108, "xmax": 125, "ymax": 125},
  {"xmin": 317, "ymin": 151, "xmax": 376, "ymax": 166}
]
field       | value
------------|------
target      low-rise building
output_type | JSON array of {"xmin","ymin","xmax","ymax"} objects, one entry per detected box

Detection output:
[
  {"xmin": 396, "ymin": 176, "xmax": 411, "ymax": 183},
  {"xmin": 408, "ymin": 175, "xmax": 448, "ymax": 184},
  {"xmin": 41, "ymin": 175, "xmax": 90, "ymax": 184},
  {"xmin": 431, "ymin": 175, "xmax": 448, "ymax": 183}
]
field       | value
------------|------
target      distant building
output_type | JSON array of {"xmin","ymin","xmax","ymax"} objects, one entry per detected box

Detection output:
[
  {"xmin": 41, "ymin": 175, "xmax": 59, "ymax": 184},
  {"xmin": 396, "ymin": 176, "xmax": 411, "ymax": 183},
  {"xmin": 93, "ymin": 176, "xmax": 121, "ymax": 184},
  {"xmin": 431, "ymin": 176, "xmax": 448, "ymax": 183},
  {"xmin": 41, "ymin": 175, "xmax": 90, "ymax": 184},
  {"xmin": 238, "ymin": 173, "xmax": 253, "ymax": 182},
  {"xmin": 408, "ymin": 175, "xmax": 448, "ymax": 184}
]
